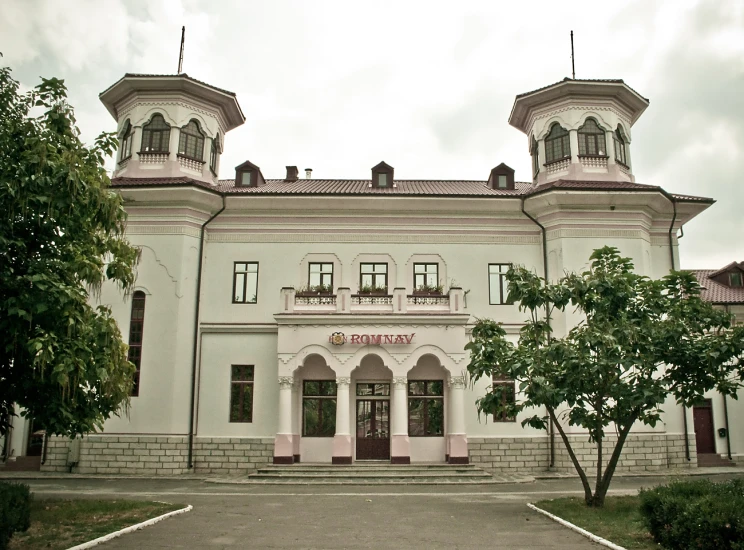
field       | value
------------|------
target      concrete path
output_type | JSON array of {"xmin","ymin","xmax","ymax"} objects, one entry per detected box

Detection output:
[{"xmin": 20, "ymin": 473, "xmax": 743, "ymax": 549}]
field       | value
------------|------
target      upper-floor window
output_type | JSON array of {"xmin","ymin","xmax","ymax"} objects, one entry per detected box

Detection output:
[
  {"xmin": 127, "ymin": 291, "xmax": 146, "ymax": 396},
  {"xmin": 371, "ymin": 161, "xmax": 394, "ymax": 189},
  {"xmin": 614, "ymin": 126, "xmax": 628, "ymax": 166},
  {"xmin": 303, "ymin": 381, "xmax": 337, "ymax": 437},
  {"xmin": 140, "ymin": 114, "xmax": 170, "ymax": 154},
  {"xmin": 233, "ymin": 262, "xmax": 258, "ymax": 304},
  {"xmin": 578, "ymin": 118, "xmax": 607, "ymax": 156},
  {"xmin": 531, "ymin": 136, "xmax": 539, "ymax": 178},
  {"xmin": 230, "ymin": 365, "xmax": 254, "ymax": 423},
  {"xmin": 544, "ymin": 123, "xmax": 570, "ymax": 164},
  {"xmin": 730, "ymin": 272, "xmax": 743, "ymax": 287},
  {"xmin": 408, "ymin": 381, "xmax": 444, "ymax": 437},
  {"xmin": 489, "ymin": 263, "xmax": 513, "ymax": 305},
  {"xmin": 360, "ymin": 263, "xmax": 388, "ymax": 292},
  {"xmin": 210, "ymin": 136, "xmax": 220, "ymax": 174},
  {"xmin": 309, "ymin": 262, "xmax": 333, "ymax": 292},
  {"xmin": 492, "ymin": 374, "xmax": 516, "ymax": 422},
  {"xmin": 119, "ymin": 120, "xmax": 133, "ymax": 161},
  {"xmin": 414, "ymin": 263, "xmax": 439, "ymax": 290},
  {"xmin": 178, "ymin": 119, "xmax": 205, "ymax": 161}
]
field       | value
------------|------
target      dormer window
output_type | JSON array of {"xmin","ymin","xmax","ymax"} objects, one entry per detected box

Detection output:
[
  {"xmin": 614, "ymin": 125, "xmax": 628, "ymax": 166},
  {"xmin": 578, "ymin": 118, "xmax": 607, "ymax": 157},
  {"xmin": 730, "ymin": 272, "xmax": 743, "ymax": 287},
  {"xmin": 487, "ymin": 163, "xmax": 515, "ymax": 190},
  {"xmin": 210, "ymin": 135, "xmax": 220, "ymax": 174},
  {"xmin": 178, "ymin": 119, "xmax": 205, "ymax": 162},
  {"xmin": 371, "ymin": 161, "xmax": 394, "ymax": 189},
  {"xmin": 531, "ymin": 136, "xmax": 539, "ymax": 179},
  {"xmin": 544, "ymin": 123, "xmax": 570, "ymax": 164},
  {"xmin": 119, "ymin": 120, "xmax": 133, "ymax": 161},
  {"xmin": 235, "ymin": 160, "xmax": 264, "ymax": 188},
  {"xmin": 140, "ymin": 114, "xmax": 170, "ymax": 153}
]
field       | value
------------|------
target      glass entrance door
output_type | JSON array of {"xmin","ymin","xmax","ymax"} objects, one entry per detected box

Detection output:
[{"xmin": 355, "ymin": 382, "xmax": 390, "ymax": 460}]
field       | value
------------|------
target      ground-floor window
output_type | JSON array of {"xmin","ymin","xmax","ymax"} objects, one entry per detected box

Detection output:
[
  {"xmin": 492, "ymin": 375, "xmax": 516, "ymax": 422},
  {"xmin": 229, "ymin": 365, "xmax": 254, "ymax": 422},
  {"xmin": 408, "ymin": 380, "xmax": 444, "ymax": 436},
  {"xmin": 303, "ymin": 380, "xmax": 337, "ymax": 437}
]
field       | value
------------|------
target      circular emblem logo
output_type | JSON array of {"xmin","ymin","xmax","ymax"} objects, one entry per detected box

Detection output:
[{"xmin": 330, "ymin": 332, "xmax": 346, "ymax": 346}]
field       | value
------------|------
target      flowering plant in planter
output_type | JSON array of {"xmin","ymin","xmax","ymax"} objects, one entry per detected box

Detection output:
[
  {"xmin": 296, "ymin": 283, "xmax": 333, "ymax": 295},
  {"xmin": 358, "ymin": 283, "xmax": 388, "ymax": 295},
  {"xmin": 412, "ymin": 282, "xmax": 444, "ymax": 295}
]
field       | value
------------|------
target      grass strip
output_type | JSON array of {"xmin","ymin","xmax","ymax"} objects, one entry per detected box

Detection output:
[
  {"xmin": 535, "ymin": 496, "xmax": 656, "ymax": 550},
  {"xmin": 9, "ymin": 499, "xmax": 184, "ymax": 550}
]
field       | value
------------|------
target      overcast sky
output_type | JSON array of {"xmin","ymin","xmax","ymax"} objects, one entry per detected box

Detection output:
[{"xmin": 1, "ymin": 0, "xmax": 742, "ymax": 269}]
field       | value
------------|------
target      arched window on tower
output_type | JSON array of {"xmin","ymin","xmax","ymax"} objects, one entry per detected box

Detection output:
[
  {"xmin": 119, "ymin": 120, "xmax": 133, "ymax": 161},
  {"xmin": 127, "ymin": 291, "xmax": 146, "ymax": 397},
  {"xmin": 614, "ymin": 125, "xmax": 628, "ymax": 166},
  {"xmin": 531, "ymin": 136, "xmax": 539, "ymax": 179},
  {"xmin": 210, "ymin": 135, "xmax": 220, "ymax": 174},
  {"xmin": 544, "ymin": 123, "xmax": 570, "ymax": 164},
  {"xmin": 140, "ymin": 114, "xmax": 171, "ymax": 153},
  {"xmin": 178, "ymin": 119, "xmax": 205, "ymax": 161},
  {"xmin": 578, "ymin": 118, "xmax": 607, "ymax": 157}
]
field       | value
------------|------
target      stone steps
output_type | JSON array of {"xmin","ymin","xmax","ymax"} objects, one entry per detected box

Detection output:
[
  {"xmin": 242, "ymin": 463, "xmax": 496, "ymax": 484},
  {"xmin": 696, "ymin": 453, "xmax": 738, "ymax": 467}
]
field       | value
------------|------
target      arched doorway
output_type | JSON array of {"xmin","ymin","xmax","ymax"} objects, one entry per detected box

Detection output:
[
  {"xmin": 407, "ymin": 354, "xmax": 449, "ymax": 463},
  {"xmin": 351, "ymin": 355, "xmax": 393, "ymax": 460}
]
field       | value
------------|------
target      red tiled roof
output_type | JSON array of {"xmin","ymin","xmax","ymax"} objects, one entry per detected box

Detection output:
[
  {"xmin": 514, "ymin": 78, "xmax": 648, "ymax": 102},
  {"xmin": 691, "ymin": 268, "xmax": 744, "ymax": 304},
  {"xmin": 99, "ymin": 73, "xmax": 237, "ymax": 98},
  {"xmin": 110, "ymin": 176, "xmax": 713, "ymax": 202}
]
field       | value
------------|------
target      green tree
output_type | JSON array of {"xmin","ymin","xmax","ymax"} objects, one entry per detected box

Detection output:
[
  {"xmin": 0, "ymin": 60, "xmax": 139, "ymax": 438},
  {"xmin": 466, "ymin": 247, "xmax": 744, "ymax": 507}
]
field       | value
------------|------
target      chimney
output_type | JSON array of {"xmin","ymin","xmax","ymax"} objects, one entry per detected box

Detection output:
[
  {"xmin": 305, "ymin": 168, "xmax": 313, "ymax": 179},
  {"xmin": 285, "ymin": 166, "xmax": 299, "ymax": 182}
]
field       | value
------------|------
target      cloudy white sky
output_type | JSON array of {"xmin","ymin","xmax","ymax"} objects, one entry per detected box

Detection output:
[{"xmin": 1, "ymin": 0, "xmax": 742, "ymax": 269}]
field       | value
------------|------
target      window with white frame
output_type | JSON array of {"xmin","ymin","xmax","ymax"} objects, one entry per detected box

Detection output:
[{"xmin": 489, "ymin": 263, "xmax": 513, "ymax": 305}]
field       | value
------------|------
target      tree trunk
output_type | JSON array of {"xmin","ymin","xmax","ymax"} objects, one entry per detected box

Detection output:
[
  {"xmin": 547, "ymin": 407, "xmax": 594, "ymax": 504},
  {"xmin": 593, "ymin": 400, "xmax": 603, "ymax": 507},
  {"xmin": 592, "ymin": 418, "xmax": 637, "ymax": 508}
]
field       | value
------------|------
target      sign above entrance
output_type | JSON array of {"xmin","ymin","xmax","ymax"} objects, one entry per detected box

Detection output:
[{"xmin": 329, "ymin": 332, "xmax": 415, "ymax": 346}]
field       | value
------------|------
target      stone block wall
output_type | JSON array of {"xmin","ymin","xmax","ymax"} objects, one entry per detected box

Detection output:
[
  {"xmin": 468, "ymin": 433, "xmax": 697, "ymax": 473},
  {"xmin": 40, "ymin": 435, "xmax": 273, "ymax": 475}
]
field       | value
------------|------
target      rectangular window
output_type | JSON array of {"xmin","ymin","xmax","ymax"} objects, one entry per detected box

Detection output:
[
  {"xmin": 414, "ymin": 263, "xmax": 439, "ymax": 289},
  {"xmin": 497, "ymin": 175, "xmax": 507, "ymax": 188},
  {"xmin": 356, "ymin": 383, "xmax": 390, "ymax": 396},
  {"xmin": 408, "ymin": 380, "xmax": 444, "ymax": 437},
  {"xmin": 303, "ymin": 380, "xmax": 337, "ymax": 437},
  {"xmin": 360, "ymin": 263, "xmax": 388, "ymax": 291},
  {"xmin": 489, "ymin": 263, "xmax": 513, "ymax": 305},
  {"xmin": 127, "ymin": 291, "xmax": 146, "ymax": 397},
  {"xmin": 730, "ymin": 272, "xmax": 743, "ymax": 287},
  {"xmin": 492, "ymin": 374, "xmax": 516, "ymax": 422},
  {"xmin": 233, "ymin": 262, "xmax": 258, "ymax": 304},
  {"xmin": 378, "ymin": 173, "xmax": 388, "ymax": 187},
  {"xmin": 229, "ymin": 365, "xmax": 254, "ymax": 422},
  {"xmin": 309, "ymin": 262, "xmax": 333, "ymax": 290}
]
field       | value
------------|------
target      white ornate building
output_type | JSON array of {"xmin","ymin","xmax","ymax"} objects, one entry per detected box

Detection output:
[{"xmin": 4, "ymin": 73, "xmax": 741, "ymax": 475}]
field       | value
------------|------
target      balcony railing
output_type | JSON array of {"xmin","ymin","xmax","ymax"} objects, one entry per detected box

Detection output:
[{"xmin": 280, "ymin": 287, "xmax": 466, "ymax": 315}]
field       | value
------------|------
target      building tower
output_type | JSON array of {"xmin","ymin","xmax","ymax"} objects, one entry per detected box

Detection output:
[
  {"xmin": 509, "ymin": 79, "xmax": 649, "ymax": 185},
  {"xmin": 99, "ymin": 74, "xmax": 245, "ymax": 184}
]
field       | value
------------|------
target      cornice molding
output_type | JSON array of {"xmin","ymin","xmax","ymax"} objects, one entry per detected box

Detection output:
[{"xmin": 207, "ymin": 232, "xmax": 540, "ymax": 245}]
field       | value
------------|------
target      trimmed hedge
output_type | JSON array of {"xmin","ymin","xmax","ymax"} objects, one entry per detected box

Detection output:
[
  {"xmin": 639, "ymin": 478, "xmax": 744, "ymax": 550},
  {"xmin": 0, "ymin": 482, "xmax": 31, "ymax": 550}
]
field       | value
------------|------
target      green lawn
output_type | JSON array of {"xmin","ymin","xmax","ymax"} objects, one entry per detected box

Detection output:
[
  {"xmin": 535, "ymin": 496, "xmax": 657, "ymax": 550},
  {"xmin": 9, "ymin": 499, "xmax": 185, "ymax": 550}
]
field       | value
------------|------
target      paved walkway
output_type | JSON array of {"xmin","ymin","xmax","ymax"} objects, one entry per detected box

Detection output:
[{"xmin": 12, "ymin": 472, "xmax": 744, "ymax": 549}]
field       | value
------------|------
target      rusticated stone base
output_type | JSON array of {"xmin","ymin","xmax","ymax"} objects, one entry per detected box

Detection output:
[
  {"xmin": 468, "ymin": 434, "xmax": 697, "ymax": 474},
  {"xmin": 40, "ymin": 435, "xmax": 274, "ymax": 475}
]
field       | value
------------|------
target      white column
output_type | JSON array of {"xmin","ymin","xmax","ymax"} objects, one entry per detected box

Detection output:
[
  {"xmin": 332, "ymin": 377, "xmax": 352, "ymax": 464},
  {"xmin": 448, "ymin": 376, "xmax": 469, "ymax": 464},
  {"xmin": 273, "ymin": 376, "xmax": 294, "ymax": 464},
  {"xmin": 391, "ymin": 376, "xmax": 410, "ymax": 463},
  {"xmin": 569, "ymin": 129, "xmax": 580, "ymax": 165}
]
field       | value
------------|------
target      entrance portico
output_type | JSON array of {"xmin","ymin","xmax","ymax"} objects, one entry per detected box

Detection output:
[{"xmin": 273, "ymin": 315, "xmax": 470, "ymax": 465}]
